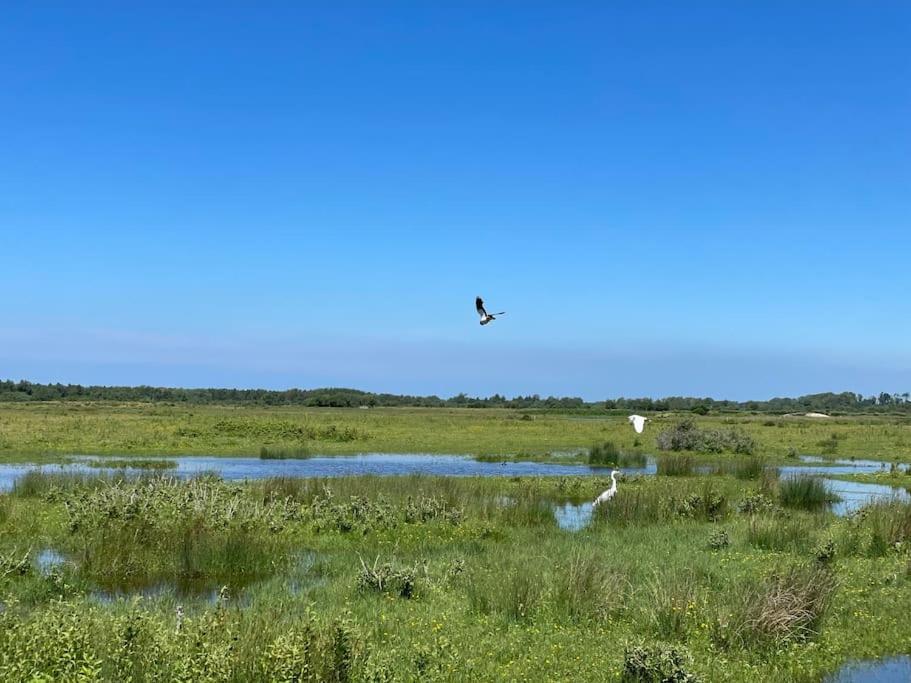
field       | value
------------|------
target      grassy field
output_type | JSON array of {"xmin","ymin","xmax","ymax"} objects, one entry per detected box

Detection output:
[
  {"xmin": 1, "ymin": 469, "xmax": 910, "ymax": 681},
  {"xmin": 1, "ymin": 402, "xmax": 911, "ymax": 462}
]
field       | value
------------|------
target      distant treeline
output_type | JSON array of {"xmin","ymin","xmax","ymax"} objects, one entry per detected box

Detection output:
[{"xmin": 1, "ymin": 380, "xmax": 910, "ymax": 414}]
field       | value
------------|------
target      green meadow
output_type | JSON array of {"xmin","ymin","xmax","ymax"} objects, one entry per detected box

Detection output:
[{"xmin": 1, "ymin": 402, "xmax": 911, "ymax": 461}]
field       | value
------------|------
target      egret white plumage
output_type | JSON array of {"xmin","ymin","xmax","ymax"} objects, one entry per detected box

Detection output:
[
  {"xmin": 476, "ymin": 296, "xmax": 505, "ymax": 325},
  {"xmin": 592, "ymin": 469, "xmax": 620, "ymax": 507},
  {"xmin": 628, "ymin": 414, "xmax": 648, "ymax": 434}
]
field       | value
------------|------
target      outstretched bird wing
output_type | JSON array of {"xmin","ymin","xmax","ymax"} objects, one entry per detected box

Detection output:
[{"xmin": 476, "ymin": 297, "xmax": 488, "ymax": 318}]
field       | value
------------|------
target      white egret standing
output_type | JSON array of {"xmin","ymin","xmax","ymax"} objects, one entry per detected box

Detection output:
[
  {"xmin": 628, "ymin": 414, "xmax": 648, "ymax": 434},
  {"xmin": 592, "ymin": 469, "xmax": 620, "ymax": 507}
]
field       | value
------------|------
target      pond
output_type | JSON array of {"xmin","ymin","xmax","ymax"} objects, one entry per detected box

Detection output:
[
  {"xmin": 825, "ymin": 656, "xmax": 911, "ymax": 682},
  {"xmin": 0, "ymin": 454, "xmax": 646, "ymax": 492}
]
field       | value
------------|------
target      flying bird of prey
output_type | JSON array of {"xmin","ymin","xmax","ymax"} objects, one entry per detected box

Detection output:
[
  {"xmin": 476, "ymin": 296, "xmax": 505, "ymax": 325},
  {"xmin": 628, "ymin": 414, "xmax": 649, "ymax": 434}
]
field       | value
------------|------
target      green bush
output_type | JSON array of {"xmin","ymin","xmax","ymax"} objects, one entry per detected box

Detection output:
[
  {"xmin": 622, "ymin": 643, "xmax": 699, "ymax": 682},
  {"xmin": 656, "ymin": 420, "xmax": 755, "ymax": 455}
]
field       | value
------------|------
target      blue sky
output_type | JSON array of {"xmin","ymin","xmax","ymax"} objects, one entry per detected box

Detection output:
[{"xmin": 2, "ymin": 2, "xmax": 909, "ymax": 400}]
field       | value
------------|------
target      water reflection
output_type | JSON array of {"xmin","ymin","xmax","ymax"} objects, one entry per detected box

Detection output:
[
  {"xmin": 36, "ymin": 548, "xmax": 66, "ymax": 574},
  {"xmin": 553, "ymin": 501, "xmax": 593, "ymax": 531}
]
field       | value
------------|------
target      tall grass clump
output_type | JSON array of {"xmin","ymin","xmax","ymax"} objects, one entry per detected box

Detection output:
[
  {"xmin": 467, "ymin": 560, "xmax": 544, "ymax": 621},
  {"xmin": 657, "ymin": 454, "xmax": 694, "ymax": 477},
  {"xmin": 588, "ymin": 442, "xmax": 647, "ymax": 468},
  {"xmin": 643, "ymin": 571, "xmax": 697, "ymax": 640},
  {"xmin": 84, "ymin": 458, "xmax": 177, "ymax": 470},
  {"xmin": 778, "ymin": 476, "xmax": 836, "ymax": 511},
  {"xmin": 712, "ymin": 564, "xmax": 836, "ymax": 650},
  {"xmin": 259, "ymin": 445, "xmax": 311, "ymax": 459},
  {"xmin": 747, "ymin": 516, "xmax": 818, "ymax": 553},
  {"xmin": 860, "ymin": 500, "xmax": 911, "ymax": 556},
  {"xmin": 592, "ymin": 488, "xmax": 666, "ymax": 526},
  {"xmin": 551, "ymin": 550, "xmax": 625, "ymax": 622},
  {"xmin": 588, "ymin": 441, "xmax": 619, "ymax": 465},
  {"xmin": 715, "ymin": 456, "xmax": 768, "ymax": 481}
]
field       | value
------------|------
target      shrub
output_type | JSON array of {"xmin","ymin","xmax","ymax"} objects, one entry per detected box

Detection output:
[
  {"xmin": 656, "ymin": 420, "xmax": 755, "ymax": 455},
  {"xmin": 814, "ymin": 539, "xmax": 836, "ymax": 564},
  {"xmin": 622, "ymin": 643, "xmax": 699, "ymax": 682},
  {"xmin": 357, "ymin": 556, "xmax": 419, "ymax": 598},
  {"xmin": 708, "ymin": 528, "xmax": 730, "ymax": 551},
  {"xmin": 737, "ymin": 494, "xmax": 775, "ymax": 515}
]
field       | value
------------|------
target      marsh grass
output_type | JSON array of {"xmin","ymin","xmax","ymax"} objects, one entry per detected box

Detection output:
[
  {"xmin": 587, "ymin": 441, "xmax": 647, "ymax": 468},
  {"xmin": 642, "ymin": 570, "xmax": 697, "ymax": 640},
  {"xmin": 778, "ymin": 476, "xmax": 837, "ymax": 511},
  {"xmin": 83, "ymin": 458, "xmax": 177, "ymax": 470},
  {"xmin": 657, "ymin": 454, "xmax": 694, "ymax": 476},
  {"xmin": 854, "ymin": 500, "xmax": 911, "ymax": 556},
  {"xmin": 713, "ymin": 456, "xmax": 768, "ymax": 480},
  {"xmin": 747, "ymin": 515, "xmax": 819, "ymax": 553},
  {"xmin": 259, "ymin": 445, "xmax": 311, "ymax": 459},
  {"xmin": 467, "ymin": 560, "xmax": 544, "ymax": 621},
  {"xmin": 551, "ymin": 549, "xmax": 626, "ymax": 622},
  {"xmin": 587, "ymin": 441, "xmax": 619, "ymax": 465},
  {"xmin": 592, "ymin": 487, "xmax": 666, "ymax": 526}
]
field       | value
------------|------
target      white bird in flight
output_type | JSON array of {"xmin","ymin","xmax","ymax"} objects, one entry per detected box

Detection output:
[
  {"xmin": 593, "ymin": 469, "xmax": 620, "ymax": 507},
  {"xmin": 628, "ymin": 414, "xmax": 649, "ymax": 434},
  {"xmin": 476, "ymin": 296, "xmax": 505, "ymax": 326}
]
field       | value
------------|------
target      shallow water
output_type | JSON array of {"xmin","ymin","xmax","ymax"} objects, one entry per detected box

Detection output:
[
  {"xmin": 821, "ymin": 478, "xmax": 911, "ymax": 516},
  {"xmin": 36, "ymin": 548, "xmax": 66, "ymax": 574},
  {"xmin": 1, "ymin": 454, "xmax": 907, "ymax": 527},
  {"xmin": 825, "ymin": 656, "xmax": 911, "ymax": 682},
  {"xmin": 0, "ymin": 454, "xmax": 647, "ymax": 492},
  {"xmin": 784, "ymin": 456, "xmax": 910, "ymax": 477}
]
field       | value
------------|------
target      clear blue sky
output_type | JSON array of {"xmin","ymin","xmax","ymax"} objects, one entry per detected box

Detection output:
[{"xmin": 2, "ymin": 2, "xmax": 909, "ymax": 400}]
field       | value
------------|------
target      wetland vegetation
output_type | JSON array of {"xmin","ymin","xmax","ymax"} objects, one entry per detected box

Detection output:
[
  {"xmin": 0, "ymin": 401, "xmax": 909, "ymax": 680},
  {"xmin": 0, "ymin": 469, "xmax": 910, "ymax": 681}
]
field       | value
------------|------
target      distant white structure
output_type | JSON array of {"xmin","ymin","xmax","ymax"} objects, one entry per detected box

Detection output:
[
  {"xmin": 593, "ymin": 469, "xmax": 620, "ymax": 507},
  {"xmin": 628, "ymin": 414, "xmax": 649, "ymax": 434},
  {"xmin": 804, "ymin": 412, "xmax": 831, "ymax": 419}
]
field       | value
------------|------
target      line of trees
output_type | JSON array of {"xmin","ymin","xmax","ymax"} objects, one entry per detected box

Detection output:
[{"xmin": 0, "ymin": 380, "xmax": 909, "ymax": 413}]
